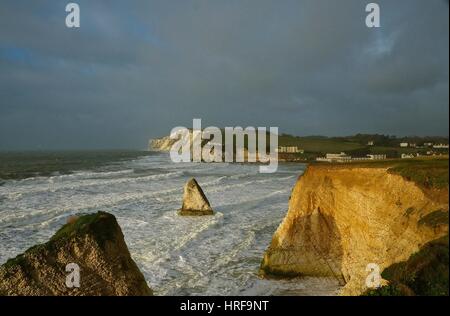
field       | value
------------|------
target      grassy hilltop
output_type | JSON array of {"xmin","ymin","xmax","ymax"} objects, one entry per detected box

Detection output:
[
  {"xmin": 312, "ymin": 157, "xmax": 449, "ymax": 190},
  {"xmin": 278, "ymin": 134, "xmax": 448, "ymax": 160}
]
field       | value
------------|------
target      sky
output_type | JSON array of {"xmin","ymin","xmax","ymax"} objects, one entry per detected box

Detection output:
[{"xmin": 0, "ymin": 0, "xmax": 448, "ymax": 150}]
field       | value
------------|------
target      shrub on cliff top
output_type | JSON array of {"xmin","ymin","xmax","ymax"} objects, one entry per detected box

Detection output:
[
  {"xmin": 388, "ymin": 159, "xmax": 449, "ymax": 189},
  {"xmin": 50, "ymin": 211, "xmax": 118, "ymax": 248},
  {"xmin": 363, "ymin": 235, "xmax": 449, "ymax": 296}
]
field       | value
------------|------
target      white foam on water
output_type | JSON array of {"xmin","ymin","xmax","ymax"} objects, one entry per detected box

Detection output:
[
  {"xmin": 0, "ymin": 153, "xmax": 339, "ymax": 295},
  {"xmin": 0, "ymin": 170, "xmax": 185, "ymax": 197}
]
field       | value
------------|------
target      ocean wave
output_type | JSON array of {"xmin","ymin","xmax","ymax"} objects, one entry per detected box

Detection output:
[
  {"xmin": 204, "ymin": 175, "xmax": 296, "ymax": 194},
  {"xmin": 0, "ymin": 185, "xmax": 184, "ymax": 227},
  {"xmin": 0, "ymin": 170, "xmax": 185, "ymax": 197},
  {"xmin": 0, "ymin": 153, "xmax": 315, "ymax": 296}
]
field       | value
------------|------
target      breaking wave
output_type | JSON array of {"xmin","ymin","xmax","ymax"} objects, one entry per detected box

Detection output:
[{"xmin": 0, "ymin": 153, "xmax": 333, "ymax": 295}]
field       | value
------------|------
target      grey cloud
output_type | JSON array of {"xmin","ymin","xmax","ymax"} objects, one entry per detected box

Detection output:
[{"xmin": 0, "ymin": 0, "xmax": 448, "ymax": 150}]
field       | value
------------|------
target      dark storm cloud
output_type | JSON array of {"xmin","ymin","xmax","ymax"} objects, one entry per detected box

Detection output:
[{"xmin": 0, "ymin": 0, "xmax": 448, "ymax": 150}]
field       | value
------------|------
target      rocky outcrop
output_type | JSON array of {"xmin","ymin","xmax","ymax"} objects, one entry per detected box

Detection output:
[
  {"xmin": 179, "ymin": 178, "xmax": 214, "ymax": 216},
  {"xmin": 260, "ymin": 164, "xmax": 449, "ymax": 295},
  {"xmin": 0, "ymin": 212, "xmax": 152, "ymax": 296}
]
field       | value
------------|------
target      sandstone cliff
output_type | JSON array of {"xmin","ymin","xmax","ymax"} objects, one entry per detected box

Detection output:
[
  {"xmin": 0, "ymin": 212, "xmax": 152, "ymax": 296},
  {"xmin": 260, "ymin": 163, "xmax": 449, "ymax": 295}
]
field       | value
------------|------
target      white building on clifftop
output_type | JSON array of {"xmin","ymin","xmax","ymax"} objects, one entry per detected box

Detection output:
[{"xmin": 316, "ymin": 152, "xmax": 352, "ymax": 163}]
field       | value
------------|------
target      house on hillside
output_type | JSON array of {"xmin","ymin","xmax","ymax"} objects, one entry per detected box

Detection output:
[{"xmin": 316, "ymin": 152, "xmax": 352, "ymax": 163}]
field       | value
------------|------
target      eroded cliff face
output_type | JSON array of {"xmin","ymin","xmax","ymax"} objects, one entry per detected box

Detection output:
[
  {"xmin": 260, "ymin": 165, "xmax": 448, "ymax": 295},
  {"xmin": 0, "ymin": 212, "xmax": 152, "ymax": 296}
]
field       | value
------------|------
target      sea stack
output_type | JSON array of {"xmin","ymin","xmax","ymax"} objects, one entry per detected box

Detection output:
[
  {"xmin": 0, "ymin": 211, "xmax": 153, "ymax": 296},
  {"xmin": 179, "ymin": 178, "xmax": 214, "ymax": 216}
]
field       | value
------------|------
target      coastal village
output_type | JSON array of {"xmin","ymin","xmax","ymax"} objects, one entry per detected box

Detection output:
[
  {"xmin": 150, "ymin": 133, "xmax": 449, "ymax": 163},
  {"xmin": 275, "ymin": 137, "xmax": 449, "ymax": 163},
  {"xmin": 314, "ymin": 141, "xmax": 449, "ymax": 162}
]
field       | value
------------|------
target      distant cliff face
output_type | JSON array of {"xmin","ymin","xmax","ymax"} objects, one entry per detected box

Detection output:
[
  {"xmin": 149, "ymin": 130, "xmax": 200, "ymax": 152},
  {"xmin": 149, "ymin": 136, "xmax": 177, "ymax": 151},
  {"xmin": 260, "ymin": 165, "xmax": 448, "ymax": 295},
  {"xmin": 0, "ymin": 212, "xmax": 152, "ymax": 296}
]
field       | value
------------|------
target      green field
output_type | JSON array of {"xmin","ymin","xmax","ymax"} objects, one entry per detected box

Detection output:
[
  {"xmin": 278, "ymin": 135, "xmax": 363, "ymax": 153},
  {"xmin": 388, "ymin": 158, "xmax": 449, "ymax": 189},
  {"xmin": 278, "ymin": 134, "xmax": 448, "ymax": 160},
  {"xmin": 315, "ymin": 158, "xmax": 449, "ymax": 190}
]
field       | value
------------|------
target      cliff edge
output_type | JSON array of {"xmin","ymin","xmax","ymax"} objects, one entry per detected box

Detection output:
[
  {"xmin": 260, "ymin": 161, "xmax": 449, "ymax": 295},
  {"xmin": 0, "ymin": 211, "xmax": 152, "ymax": 296}
]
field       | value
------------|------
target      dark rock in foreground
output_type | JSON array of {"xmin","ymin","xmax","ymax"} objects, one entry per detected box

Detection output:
[
  {"xmin": 0, "ymin": 211, "xmax": 152, "ymax": 296},
  {"xmin": 179, "ymin": 178, "xmax": 214, "ymax": 216}
]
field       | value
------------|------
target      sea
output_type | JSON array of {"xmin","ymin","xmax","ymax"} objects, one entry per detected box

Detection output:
[{"xmin": 0, "ymin": 150, "xmax": 340, "ymax": 295}]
